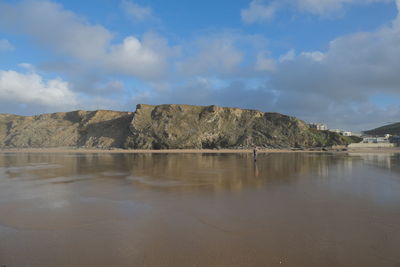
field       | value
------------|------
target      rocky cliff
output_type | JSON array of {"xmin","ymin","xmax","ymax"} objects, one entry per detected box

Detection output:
[
  {"xmin": 0, "ymin": 104, "xmax": 353, "ymax": 149},
  {"xmin": 0, "ymin": 110, "xmax": 133, "ymax": 149}
]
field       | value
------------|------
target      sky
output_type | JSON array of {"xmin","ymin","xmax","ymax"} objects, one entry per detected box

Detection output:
[{"xmin": 0, "ymin": 0, "xmax": 399, "ymax": 131}]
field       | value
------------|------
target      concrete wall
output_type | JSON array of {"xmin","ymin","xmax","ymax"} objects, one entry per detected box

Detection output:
[{"xmin": 348, "ymin": 143, "xmax": 395, "ymax": 149}]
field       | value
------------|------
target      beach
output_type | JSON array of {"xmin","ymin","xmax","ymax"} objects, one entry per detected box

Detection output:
[
  {"xmin": 1, "ymin": 147, "xmax": 399, "ymax": 154},
  {"xmin": 1, "ymin": 151, "xmax": 399, "ymax": 266}
]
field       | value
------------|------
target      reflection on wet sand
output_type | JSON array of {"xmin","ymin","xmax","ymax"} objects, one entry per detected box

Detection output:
[
  {"xmin": 0, "ymin": 152, "xmax": 359, "ymax": 191},
  {"xmin": 126, "ymin": 153, "xmax": 345, "ymax": 191},
  {"xmin": 0, "ymin": 152, "xmax": 399, "ymax": 266},
  {"xmin": 350, "ymin": 152, "xmax": 400, "ymax": 172}
]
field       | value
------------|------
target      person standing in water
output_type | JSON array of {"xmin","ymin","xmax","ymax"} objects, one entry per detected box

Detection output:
[{"xmin": 253, "ymin": 146, "xmax": 258, "ymax": 161}]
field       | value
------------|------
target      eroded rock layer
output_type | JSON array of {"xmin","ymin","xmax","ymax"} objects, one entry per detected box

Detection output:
[{"xmin": 0, "ymin": 104, "xmax": 354, "ymax": 149}]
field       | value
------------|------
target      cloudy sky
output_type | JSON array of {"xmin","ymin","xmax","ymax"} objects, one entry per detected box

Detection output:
[{"xmin": 0, "ymin": 0, "xmax": 399, "ymax": 131}]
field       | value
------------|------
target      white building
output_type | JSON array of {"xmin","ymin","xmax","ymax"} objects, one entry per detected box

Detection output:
[
  {"xmin": 330, "ymin": 129, "xmax": 358, "ymax": 137},
  {"xmin": 362, "ymin": 137, "xmax": 389, "ymax": 144},
  {"xmin": 310, "ymin": 123, "xmax": 328, "ymax": 131}
]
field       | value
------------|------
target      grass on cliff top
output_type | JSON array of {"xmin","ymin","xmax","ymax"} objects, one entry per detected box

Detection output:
[
  {"xmin": 365, "ymin": 122, "xmax": 400, "ymax": 136},
  {"xmin": 310, "ymin": 129, "xmax": 362, "ymax": 147}
]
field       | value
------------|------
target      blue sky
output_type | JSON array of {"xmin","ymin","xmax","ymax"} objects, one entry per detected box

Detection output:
[{"xmin": 0, "ymin": 0, "xmax": 400, "ymax": 131}]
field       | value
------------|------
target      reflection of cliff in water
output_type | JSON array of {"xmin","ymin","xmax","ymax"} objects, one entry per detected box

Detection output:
[
  {"xmin": 349, "ymin": 153, "xmax": 400, "ymax": 174},
  {"xmin": 126, "ymin": 153, "xmax": 356, "ymax": 192},
  {"xmin": 0, "ymin": 153, "xmax": 132, "ymax": 181},
  {"xmin": 0, "ymin": 152, "xmax": 366, "ymax": 192}
]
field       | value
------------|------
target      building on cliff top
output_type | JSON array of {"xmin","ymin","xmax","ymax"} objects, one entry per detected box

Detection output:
[{"xmin": 309, "ymin": 123, "xmax": 328, "ymax": 131}]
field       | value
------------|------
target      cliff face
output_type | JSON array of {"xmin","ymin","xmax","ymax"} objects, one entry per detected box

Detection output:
[
  {"xmin": 126, "ymin": 104, "xmax": 342, "ymax": 149},
  {"xmin": 0, "ymin": 110, "xmax": 133, "ymax": 149},
  {"xmin": 0, "ymin": 104, "xmax": 349, "ymax": 149}
]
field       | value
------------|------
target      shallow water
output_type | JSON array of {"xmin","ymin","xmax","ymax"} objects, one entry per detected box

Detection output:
[{"xmin": 0, "ymin": 152, "xmax": 399, "ymax": 266}]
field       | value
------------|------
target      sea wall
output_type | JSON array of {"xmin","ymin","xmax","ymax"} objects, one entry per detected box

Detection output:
[{"xmin": 348, "ymin": 143, "xmax": 395, "ymax": 149}]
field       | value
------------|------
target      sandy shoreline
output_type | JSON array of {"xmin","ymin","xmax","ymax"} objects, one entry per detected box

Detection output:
[{"xmin": 0, "ymin": 147, "xmax": 399, "ymax": 154}]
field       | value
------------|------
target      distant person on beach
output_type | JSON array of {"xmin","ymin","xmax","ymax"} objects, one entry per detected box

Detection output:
[{"xmin": 253, "ymin": 146, "xmax": 258, "ymax": 161}]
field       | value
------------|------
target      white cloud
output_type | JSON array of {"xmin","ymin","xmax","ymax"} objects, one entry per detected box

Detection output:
[
  {"xmin": 267, "ymin": 1, "xmax": 400, "ymax": 130},
  {"xmin": 0, "ymin": 1, "xmax": 170, "ymax": 80},
  {"xmin": 176, "ymin": 36, "xmax": 243, "ymax": 76},
  {"xmin": 106, "ymin": 80, "xmax": 124, "ymax": 91},
  {"xmin": 395, "ymin": 0, "xmax": 400, "ymax": 27},
  {"xmin": 255, "ymin": 52, "xmax": 276, "ymax": 72},
  {"xmin": 241, "ymin": 0, "xmax": 392, "ymax": 23},
  {"xmin": 275, "ymin": 23, "xmax": 400, "ymax": 100},
  {"xmin": 0, "ymin": 69, "xmax": 125, "ymax": 114},
  {"xmin": 174, "ymin": 33, "xmax": 272, "ymax": 79},
  {"xmin": 300, "ymin": 51, "xmax": 326, "ymax": 62},
  {"xmin": 18, "ymin": 63, "xmax": 35, "ymax": 71},
  {"xmin": 130, "ymin": 79, "xmax": 277, "ymax": 113},
  {"xmin": 279, "ymin": 49, "xmax": 296, "ymax": 62},
  {"xmin": 107, "ymin": 34, "xmax": 168, "ymax": 79},
  {"xmin": 0, "ymin": 1, "xmax": 112, "ymax": 60},
  {"xmin": 121, "ymin": 0, "xmax": 154, "ymax": 22},
  {"xmin": 295, "ymin": 0, "xmax": 392, "ymax": 16},
  {"xmin": 0, "ymin": 39, "xmax": 14, "ymax": 52},
  {"xmin": 0, "ymin": 70, "xmax": 77, "ymax": 107},
  {"xmin": 241, "ymin": 1, "xmax": 279, "ymax": 24}
]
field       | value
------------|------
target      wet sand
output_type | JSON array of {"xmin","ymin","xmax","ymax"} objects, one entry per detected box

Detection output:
[
  {"xmin": 1, "ymin": 147, "xmax": 289, "ymax": 154},
  {"xmin": 1, "ymin": 147, "xmax": 399, "ymax": 154},
  {"xmin": 1, "ymin": 152, "xmax": 400, "ymax": 266}
]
